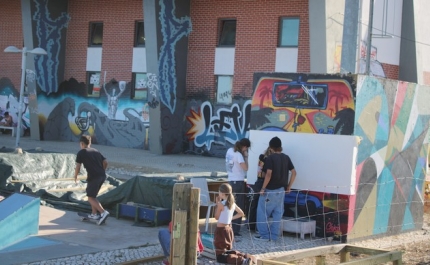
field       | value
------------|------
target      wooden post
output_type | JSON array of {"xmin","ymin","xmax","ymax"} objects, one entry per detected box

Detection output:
[
  {"xmin": 187, "ymin": 187, "xmax": 200, "ymax": 265},
  {"xmin": 171, "ymin": 210, "xmax": 187, "ymax": 264},
  {"xmin": 169, "ymin": 183, "xmax": 193, "ymax": 265},
  {"xmin": 315, "ymin": 255, "xmax": 326, "ymax": 265},
  {"xmin": 340, "ymin": 249, "xmax": 350, "ymax": 262}
]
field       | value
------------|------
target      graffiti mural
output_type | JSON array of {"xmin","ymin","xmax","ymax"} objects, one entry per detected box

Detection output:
[
  {"xmin": 251, "ymin": 73, "xmax": 356, "ymax": 135},
  {"xmin": 185, "ymin": 100, "xmax": 251, "ymax": 155},
  {"xmin": 38, "ymin": 78, "xmax": 150, "ymax": 149},
  {"xmin": 32, "ymin": 0, "xmax": 70, "ymax": 94},
  {"xmin": 0, "ymin": 78, "xmax": 30, "ymax": 133},
  {"xmin": 146, "ymin": 73, "xmax": 160, "ymax": 109},
  {"xmin": 158, "ymin": 0, "xmax": 192, "ymax": 113},
  {"xmin": 349, "ymin": 76, "xmax": 430, "ymax": 240}
]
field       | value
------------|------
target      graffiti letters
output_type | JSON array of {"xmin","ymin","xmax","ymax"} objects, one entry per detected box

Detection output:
[
  {"xmin": 158, "ymin": 0, "xmax": 192, "ymax": 113},
  {"xmin": 186, "ymin": 100, "xmax": 250, "ymax": 150},
  {"xmin": 33, "ymin": 0, "xmax": 70, "ymax": 94}
]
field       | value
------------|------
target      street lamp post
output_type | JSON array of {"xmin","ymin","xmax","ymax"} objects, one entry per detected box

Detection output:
[{"xmin": 4, "ymin": 46, "xmax": 47, "ymax": 148}]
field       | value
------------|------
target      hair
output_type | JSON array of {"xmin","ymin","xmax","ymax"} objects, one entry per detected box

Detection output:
[
  {"xmin": 271, "ymin": 146, "xmax": 283, "ymax": 152},
  {"xmin": 264, "ymin": 146, "xmax": 273, "ymax": 157},
  {"xmin": 219, "ymin": 183, "xmax": 235, "ymax": 210},
  {"xmin": 79, "ymin": 135, "xmax": 91, "ymax": 146},
  {"xmin": 233, "ymin": 138, "xmax": 251, "ymax": 153},
  {"xmin": 4, "ymin": 112, "xmax": 9, "ymax": 116}
]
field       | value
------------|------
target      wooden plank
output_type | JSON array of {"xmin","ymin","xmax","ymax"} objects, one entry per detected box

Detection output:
[
  {"xmin": 116, "ymin": 254, "xmax": 164, "ymax": 264},
  {"xmin": 171, "ymin": 210, "xmax": 187, "ymax": 265},
  {"xmin": 170, "ymin": 183, "xmax": 192, "ymax": 265},
  {"xmin": 341, "ymin": 251, "xmax": 402, "ymax": 264},
  {"xmin": 315, "ymin": 255, "xmax": 326, "ymax": 265},
  {"xmin": 270, "ymin": 244, "xmax": 345, "ymax": 262},
  {"xmin": 258, "ymin": 259, "xmax": 296, "ymax": 265},
  {"xmin": 340, "ymin": 249, "xmax": 350, "ymax": 262},
  {"xmin": 187, "ymin": 187, "xmax": 200, "ymax": 265},
  {"xmin": 10, "ymin": 175, "xmax": 87, "ymax": 183},
  {"xmin": 344, "ymin": 245, "xmax": 387, "ymax": 255}
]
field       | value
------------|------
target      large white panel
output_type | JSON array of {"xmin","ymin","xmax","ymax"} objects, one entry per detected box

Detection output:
[
  {"xmin": 86, "ymin": 47, "xmax": 102, "ymax": 71},
  {"xmin": 248, "ymin": 130, "xmax": 358, "ymax": 195},
  {"xmin": 132, "ymin": 47, "xmax": 147, "ymax": 72},
  {"xmin": 214, "ymin": 48, "xmax": 235, "ymax": 75},
  {"xmin": 275, "ymin": 48, "xmax": 298, "ymax": 72}
]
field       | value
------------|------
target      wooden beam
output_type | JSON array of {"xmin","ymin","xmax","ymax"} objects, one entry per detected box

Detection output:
[
  {"xmin": 187, "ymin": 187, "xmax": 200, "ymax": 265},
  {"xmin": 171, "ymin": 210, "xmax": 187, "ymax": 264},
  {"xmin": 341, "ymin": 251, "xmax": 402, "ymax": 265},
  {"xmin": 269, "ymin": 244, "xmax": 345, "ymax": 262}
]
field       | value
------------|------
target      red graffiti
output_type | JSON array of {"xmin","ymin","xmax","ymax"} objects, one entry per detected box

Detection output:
[{"xmin": 325, "ymin": 222, "xmax": 341, "ymax": 233}]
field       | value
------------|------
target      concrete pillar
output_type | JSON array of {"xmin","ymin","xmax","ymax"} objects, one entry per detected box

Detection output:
[
  {"xmin": 398, "ymin": 0, "xmax": 417, "ymax": 83},
  {"xmin": 309, "ymin": 0, "xmax": 327, "ymax": 73},
  {"xmin": 340, "ymin": 0, "xmax": 360, "ymax": 73},
  {"xmin": 143, "ymin": 0, "xmax": 191, "ymax": 154}
]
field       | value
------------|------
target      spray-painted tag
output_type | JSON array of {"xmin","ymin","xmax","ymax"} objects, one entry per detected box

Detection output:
[{"xmin": 173, "ymin": 223, "xmax": 180, "ymax": 239}]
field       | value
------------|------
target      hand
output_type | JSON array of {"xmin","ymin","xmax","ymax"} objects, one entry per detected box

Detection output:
[
  {"xmin": 259, "ymin": 189, "xmax": 265, "ymax": 195},
  {"xmin": 215, "ymin": 196, "xmax": 221, "ymax": 203},
  {"xmin": 285, "ymin": 187, "xmax": 291, "ymax": 194}
]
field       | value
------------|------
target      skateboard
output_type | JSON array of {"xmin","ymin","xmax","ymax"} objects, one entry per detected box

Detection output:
[{"xmin": 77, "ymin": 212, "xmax": 107, "ymax": 225}]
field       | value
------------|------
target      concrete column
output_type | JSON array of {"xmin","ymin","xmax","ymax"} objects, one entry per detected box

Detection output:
[
  {"xmin": 309, "ymin": 0, "xmax": 327, "ymax": 73},
  {"xmin": 398, "ymin": 0, "xmax": 417, "ymax": 83},
  {"xmin": 143, "ymin": 0, "xmax": 191, "ymax": 154},
  {"xmin": 340, "ymin": 0, "xmax": 360, "ymax": 73}
]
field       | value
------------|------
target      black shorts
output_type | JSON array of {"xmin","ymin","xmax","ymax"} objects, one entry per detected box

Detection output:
[{"xmin": 86, "ymin": 177, "xmax": 106, "ymax": 198}]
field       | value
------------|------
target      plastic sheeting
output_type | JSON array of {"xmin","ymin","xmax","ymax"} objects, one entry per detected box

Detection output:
[{"xmin": 0, "ymin": 149, "xmax": 216, "ymax": 212}]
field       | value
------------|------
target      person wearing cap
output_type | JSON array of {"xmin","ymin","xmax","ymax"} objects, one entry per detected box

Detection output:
[
  {"xmin": 225, "ymin": 138, "xmax": 251, "ymax": 237},
  {"xmin": 254, "ymin": 136, "xmax": 296, "ymax": 241}
]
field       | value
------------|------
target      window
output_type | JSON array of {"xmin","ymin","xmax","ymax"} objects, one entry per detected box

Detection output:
[
  {"xmin": 87, "ymin": 72, "xmax": 101, "ymax": 97},
  {"xmin": 132, "ymin": 73, "xmax": 148, "ymax": 100},
  {"xmin": 216, "ymin": 75, "xmax": 233, "ymax": 104},
  {"xmin": 218, "ymin": 19, "xmax": 236, "ymax": 46},
  {"xmin": 135, "ymin": 21, "xmax": 145, "ymax": 47},
  {"xmin": 89, "ymin": 22, "xmax": 103, "ymax": 46},
  {"xmin": 279, "ymin": 17, "xmax": 300, "ymax": 47}
]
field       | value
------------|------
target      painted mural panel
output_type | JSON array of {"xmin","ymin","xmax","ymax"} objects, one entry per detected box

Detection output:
[
  {"xmin": 184, "ymin": 99, "xmax": 251, "ymax": 158},
  {"xmin": 350, "ymin": 76, "xmax": 430, "ymax": 240},
  {"xmin": 38, "ymin": 78, "xmax": 150, "ymax": 149},
  {"xmin": 251, "ymin": 73, "xmax": 356, "ymax": 135}
]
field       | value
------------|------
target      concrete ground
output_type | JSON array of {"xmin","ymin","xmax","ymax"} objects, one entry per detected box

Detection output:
[{"xmin": 0, "ymin": 134, "xmax": 225, "ymax": 264}]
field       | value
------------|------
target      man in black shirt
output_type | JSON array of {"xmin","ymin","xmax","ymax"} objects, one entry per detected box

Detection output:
[
  {"xmin": 74, "ymin": 135, "xmax": 110, "ymax": 225},
  {"xmin": 254, "ymin": 136, "xmax": 296, "ymax": 241}
]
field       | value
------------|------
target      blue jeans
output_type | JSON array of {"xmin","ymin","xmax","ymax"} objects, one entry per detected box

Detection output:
[
  {"xmin": 256, "ymin": 187, "xmax": 285, "ymax": 240},
  {"xmin": 158, "ymin": 228, "xmax": 170, "ymax": 257},
  {"xmin": 229, "ymin": 180, "xmax": 245, "ymax": 234}
]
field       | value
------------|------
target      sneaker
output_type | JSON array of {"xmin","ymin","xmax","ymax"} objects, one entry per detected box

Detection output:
[
  {"xmin": 253, "ymin": 235, "xmax": 269, "ymax": 241},
  {"xmin": 87, "ymin": 213, "xmax": 101, "ymax": 220},
  {"xmin": 242, "ymin": 258, "xmax": 251, "ymax": 265},
  {"xmin": 97, "ymin": 210, "xmax": 110, "ymax": 225},
  {"xmin": 162, "ymin": 259, "xmax": 170, "ymax": 265}
]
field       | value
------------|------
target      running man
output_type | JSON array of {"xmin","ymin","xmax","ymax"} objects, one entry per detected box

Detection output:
[{"xmin": 74, "ymin": 135, "xmax": 110, "ymax": 225}]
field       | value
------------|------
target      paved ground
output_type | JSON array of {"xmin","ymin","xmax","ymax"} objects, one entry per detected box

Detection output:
[{"xmin": 0, "ymin": 134, "xmax": 226, "ymax": 264}]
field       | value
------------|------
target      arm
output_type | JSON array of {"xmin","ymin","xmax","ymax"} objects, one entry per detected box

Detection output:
[
  {"xmin": 74, "ymin": 163, "xmax": 81, "ymax": 183},
  {"xmin": 260, "ymin": 169, "xmax": 272, "ymax": 194},
  {"xmin": 214, "ymin": 196, "xmax": 223, "ymax": 221},
  {"xmin": 240, "ymin": 152, "xmax": 248, "ymax": 171},
  {"xmin": 103, "ymin": 159, "xmax": 108, "ymax": 170},
  {"xmin": 286, "ymin": 169, "xmax": 297, "ymax": 193},
  {"xmin": 232, "ymin": 205, "xmax": 245, "ymax": 221}
]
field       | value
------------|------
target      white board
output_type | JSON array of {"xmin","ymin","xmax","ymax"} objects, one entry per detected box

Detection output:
[{"xmin": 247, "ymin": 130, "xmax": 359, "ymax": 195}]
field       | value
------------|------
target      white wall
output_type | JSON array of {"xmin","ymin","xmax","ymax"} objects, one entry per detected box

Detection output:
[
  {"xmin": 132, "ymin": 47, "xmax": 147, "ymax": 72},
  {"xmin": 414, "ymin": 0, "xmax": 430, "ymax": 84},
  {"xmin": 214, "ymin": 48, "xmax": 235, "ymax": 75},
  {"xmin": 248, "ymin": 130, "xmax": 359, "ymax": 195},
  {"xmin": 86, "ymin": 47, "xmax": 102, "ymax": 71},
  {"xmin": 275, "ymin": 48, "xmax": 298, "ymax": 72}
]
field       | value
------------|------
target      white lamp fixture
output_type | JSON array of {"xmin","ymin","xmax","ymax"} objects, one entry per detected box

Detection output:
[{"xmin": 3, "ymin": 45, "xmax": 47, "ymax": 147}]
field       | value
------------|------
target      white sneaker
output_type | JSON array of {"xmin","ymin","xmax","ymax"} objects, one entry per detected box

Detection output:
[
  {"xmin": 97, "ymin": 211, "xmax": 109, "ymax": 225},
  {"xmin": 87, "ymin": 213, "xmax": 101, "ymax": 220}
]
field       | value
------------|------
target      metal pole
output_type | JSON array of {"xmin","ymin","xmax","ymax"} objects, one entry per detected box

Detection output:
[
  {"xmin": 365, "ymin": 0, "xmax": 375, "ymax": 75},
  {"xmin": 16, "ymin": 47, "xmax": 27, "ymax": 148}
]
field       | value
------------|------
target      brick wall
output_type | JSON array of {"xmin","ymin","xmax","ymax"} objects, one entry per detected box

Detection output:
[
  {"xmin": 381, "ymin": 63, "xmax": 399, "ymax": 81},
  {"xmin": 65, "ymin": 0, "xmax": 143, "ymax": 83},
  {"xmin": 187, "ymin": 0, "xmax": 310, "ymax": 99},
  {"xmin": 0, "ymin": 0, "xmax": 23, "ymax": 90}
]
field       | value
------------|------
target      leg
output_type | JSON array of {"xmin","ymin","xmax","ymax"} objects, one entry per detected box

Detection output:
[
  {"xmin": 267, "ymin": 188, "xmax": 285, "ymax": 241},
  {"xmin": 158, "ymin": 228, "xmax": 171, "ymax": 257},
  {"xmin": 86, "ymin": 177, "xmax": 106, "ymax": 214},
  {"xmin": 256, "ymin": 194, "xmax": 270, "ymax": 239},
  {"xmin": 229, "ymin": 181, "xmax": 245, "ymax": 235},
  {"xmin": 248, "ymin": 180, "xmax": 263, "ymax": 231}
]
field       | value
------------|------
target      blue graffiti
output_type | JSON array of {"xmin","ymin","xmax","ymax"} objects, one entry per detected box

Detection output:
[
  {"xmin": 33, "ymin": 0, "xmax": 70, "ymax": 94},
  {"xmin": 158, "ymin": 0, "xmax": 192, "ymax": 113},
  {"xmin": 194, "ymin": 101, "xmax": 251, "ymax": 150}
]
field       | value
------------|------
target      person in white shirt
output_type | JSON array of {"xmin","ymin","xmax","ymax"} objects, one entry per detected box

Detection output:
[
  {"xmin": 225, "ymin": 138, "xmax": 250, "ymax": 236},
  {"xmin": 213, "ymin": 183, "xmax": 256, "ymax": 265}
]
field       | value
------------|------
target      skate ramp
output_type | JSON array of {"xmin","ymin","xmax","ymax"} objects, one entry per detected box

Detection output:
[{"xmin": 0, "ymin": 193, "xmax": 40, "ymax": 249}]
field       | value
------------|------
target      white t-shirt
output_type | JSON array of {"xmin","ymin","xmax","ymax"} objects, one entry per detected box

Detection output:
[
  {"xmin": 218, "ymin": 201, "xmax": 236, "ymax": 225},
  {"xmin": 225, "ymin": 148, "xmax": 246, "ymax": 181}
]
